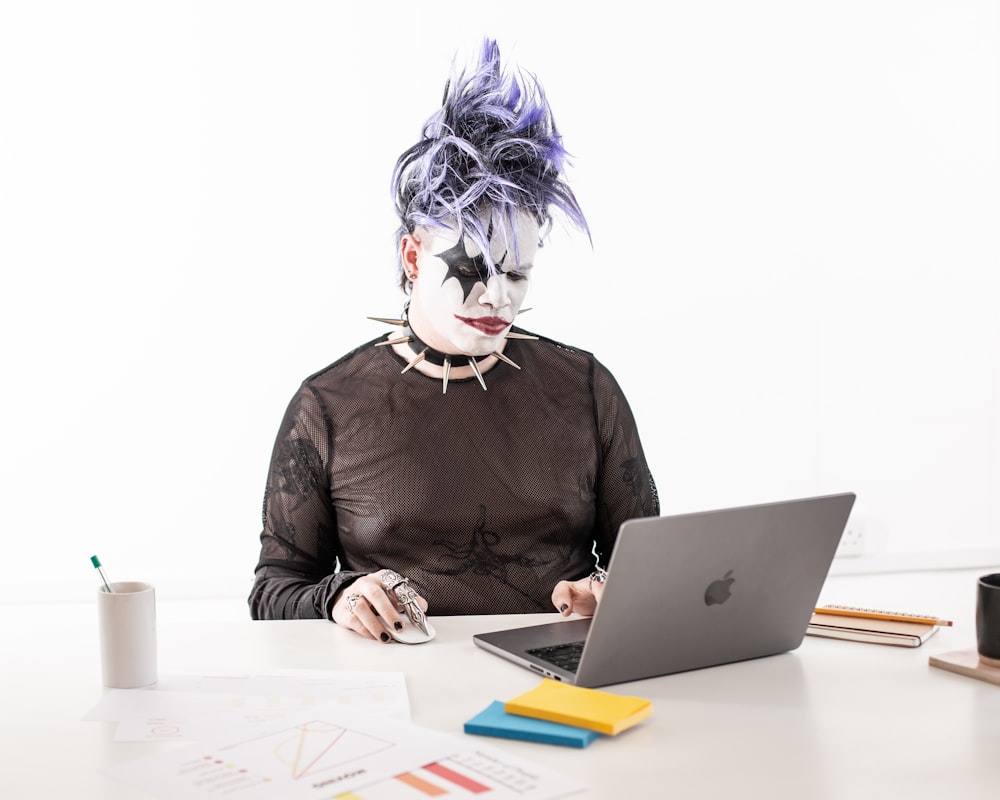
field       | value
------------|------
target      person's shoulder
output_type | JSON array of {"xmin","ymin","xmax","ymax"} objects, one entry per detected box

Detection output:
[
  {"xmin": 301, "ymin": 336, "xmax": 386, "ymax": 388},
  {"xmin": 516, "ymin": 327, "xmax": 594, "ymax": 361},
  {"xmin": 518, "ymin": 327, "xmax": 619, "ymax": 375},
  {"xmin": 520, "ymin": 328, "xmax": 631, "ymax": 400}
]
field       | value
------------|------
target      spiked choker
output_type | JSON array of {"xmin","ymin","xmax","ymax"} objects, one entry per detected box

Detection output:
[
  {"xmin": 402, "ymin": 328, "xmax": 464, "ymax": 367},
  {"xmin": 367, "ymin": 314, "xmax": 538, "ymax": 393}
]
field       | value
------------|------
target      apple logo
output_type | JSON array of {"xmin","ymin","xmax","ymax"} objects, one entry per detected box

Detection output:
[{"xmin": 704, "ymin": 570, "xmax": 735, "ymax": 606}]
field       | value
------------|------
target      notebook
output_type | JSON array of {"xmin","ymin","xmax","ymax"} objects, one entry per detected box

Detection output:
[
  {"xmin": 806, "ymin": 613, "xmax": 938, "ymax": 647},
  {"xmin": 473, "ymin": 493, "xmax": 856, "ymax": 687}
]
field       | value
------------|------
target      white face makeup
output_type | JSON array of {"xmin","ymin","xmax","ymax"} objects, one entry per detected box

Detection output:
[{"xmin": 405, "ymin": 213, "xmax": 538, "ymax": 357}]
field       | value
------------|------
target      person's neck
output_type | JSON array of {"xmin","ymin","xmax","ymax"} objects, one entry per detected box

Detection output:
[
  {"xmin": 371, "ymin": 306, "xmax": 536, "ymax": 393},
  {"xmin": 403, "ymin": 325, "xmax": 486, "ymax": 367}
]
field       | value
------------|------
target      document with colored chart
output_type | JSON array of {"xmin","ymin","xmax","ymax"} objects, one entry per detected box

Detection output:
[{"xmin": 104, "ymin": 701, "xmax": 585, "ymax": 799}]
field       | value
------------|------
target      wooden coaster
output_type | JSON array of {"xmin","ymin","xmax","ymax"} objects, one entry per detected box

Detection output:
[{"xmin": 929, "ymin": 648, "xmax": 1000, "ymax": 686}]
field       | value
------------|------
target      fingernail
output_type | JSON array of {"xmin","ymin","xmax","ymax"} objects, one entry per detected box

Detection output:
[
  {"xmin": 380, "ymin": 632, "xmax": 390, "ymax": 642},
  {"xmin": 394, "ymin": 621, "xmax": 403, "ymax": 631},
  {"xmin": 560, "ymin": 603, "xmax": 569, "ymax": 613}
]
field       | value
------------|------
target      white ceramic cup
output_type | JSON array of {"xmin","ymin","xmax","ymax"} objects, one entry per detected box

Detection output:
[{"xmin": 97, "ymin": 581, "xmax": 157, "ymax": 688}]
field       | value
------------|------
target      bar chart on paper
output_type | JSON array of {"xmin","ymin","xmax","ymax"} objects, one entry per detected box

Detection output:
[
  {"xmin": 149, "ymin": 745, "xmax": 573, "ymax": 800},
  {"xmin": 336, "ymin": 750, "xmax": 569, "ymax": 799}
]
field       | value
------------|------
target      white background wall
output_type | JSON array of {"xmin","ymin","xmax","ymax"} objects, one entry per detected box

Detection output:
[{"xmin": 2, "ymin": 1, "xmax": 998, "ymax": 603}]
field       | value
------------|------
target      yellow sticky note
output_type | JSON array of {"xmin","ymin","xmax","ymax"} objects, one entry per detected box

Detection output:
[{"xmin": 504, "ymin": 679, "xmax": 652, "ymax": 736}]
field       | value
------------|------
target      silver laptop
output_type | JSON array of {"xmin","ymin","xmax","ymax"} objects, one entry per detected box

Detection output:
[{"xmin": 474, "ymin": 493, "xmax": 855, "ymax": 687}]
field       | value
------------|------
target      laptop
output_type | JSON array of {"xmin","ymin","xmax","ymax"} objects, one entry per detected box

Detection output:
[{"xmin": 473, "ymin": 493, "xmax": 855, "ymax": 687}]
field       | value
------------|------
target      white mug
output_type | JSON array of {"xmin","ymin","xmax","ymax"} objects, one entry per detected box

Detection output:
[{"xmin": 97, "ymin": 581, "xmax": 157, "ymax": 688}]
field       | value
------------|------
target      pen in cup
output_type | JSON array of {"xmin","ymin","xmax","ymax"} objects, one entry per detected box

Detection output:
[{"xmin": 91, "ymin": 555, "xmax": 113, "ymax": 593}]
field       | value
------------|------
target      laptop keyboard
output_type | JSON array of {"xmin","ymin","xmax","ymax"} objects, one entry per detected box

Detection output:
[{"xmin": 527, "ymin": 640, "xmax": 586, "ymax": 672}]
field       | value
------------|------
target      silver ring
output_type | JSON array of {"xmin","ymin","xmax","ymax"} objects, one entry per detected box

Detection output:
[
  {"xmin": 395, "ymin": 583, "xmax": 418, "ymax": 604},
  {"xmin": 589, "ymin": 567, "xmax": 608, "ymax": 592},
  {"xmin": 380, "ymin": 569, "xmax": 408, "ymax": 593},
  {"xmin": 346, "ymin": 593, "xmax": 361, "ymax": 614}
]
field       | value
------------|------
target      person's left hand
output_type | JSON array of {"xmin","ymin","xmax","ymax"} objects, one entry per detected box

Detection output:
[{"xmin": 551, "ymin": 576, "xmax": 605, "ymax": 618}]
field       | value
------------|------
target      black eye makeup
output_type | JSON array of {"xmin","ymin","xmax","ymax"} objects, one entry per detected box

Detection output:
[
  {"xmin": 436, "ymin": 238, "xmax": 492, "ymax": 301},
  {"xmin": 435, "ymin": 238, "xmax": 528, "ymax": 300}
]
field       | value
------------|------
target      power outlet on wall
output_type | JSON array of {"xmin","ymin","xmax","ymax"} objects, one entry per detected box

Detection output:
[{"xmin": 836, "ymin": 518, "xmax": 867, "ymax": 558}]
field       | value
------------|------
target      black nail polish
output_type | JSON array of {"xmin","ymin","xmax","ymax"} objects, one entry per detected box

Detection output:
[
  {"xmin": 380, "ymin": 632, "xmax": 390, "ymax": 642},
  {"xmin": 394, "ymin": 621, "xmax": 403, "ymax": 631},
  {"xmin": 560, "ymin": 603, "xmax": 569, "ymax": 613}
]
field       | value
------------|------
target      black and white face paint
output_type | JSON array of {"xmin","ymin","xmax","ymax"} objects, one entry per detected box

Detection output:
[{"xmin": 407, "ymin": 214, "xmax": 538, "ymax": 357}]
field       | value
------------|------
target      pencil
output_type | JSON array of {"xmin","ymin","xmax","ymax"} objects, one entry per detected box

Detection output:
[{"xmin": 815, "ymin": 604, "xmax": 953, "ymax": 627}]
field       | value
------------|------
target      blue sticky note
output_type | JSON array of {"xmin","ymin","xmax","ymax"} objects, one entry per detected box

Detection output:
[{"xmin": 464, "ymin": 701, "xmax": 603, "ymax": 748}]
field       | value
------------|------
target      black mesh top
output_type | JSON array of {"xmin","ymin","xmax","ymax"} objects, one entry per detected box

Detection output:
[{"xmin": 248, "ymin": 328, "xmax": 659, "ymax": 619}]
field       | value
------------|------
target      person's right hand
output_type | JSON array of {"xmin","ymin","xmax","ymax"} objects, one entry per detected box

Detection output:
[
  {"xmin": 330, "ymin": 571, "xmax": 429, "ymax": 642},
  {"xmin": 551, "ymin": 575, "xmax": 605, "ymax": 618}
]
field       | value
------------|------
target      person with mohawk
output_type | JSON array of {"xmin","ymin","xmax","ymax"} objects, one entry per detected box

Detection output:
[{"xmin": 249, "ymin": 40, "xmax": 659, "ymax": 642}]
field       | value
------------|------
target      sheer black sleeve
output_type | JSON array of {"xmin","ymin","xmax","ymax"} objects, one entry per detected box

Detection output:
[
  {"xmin": 590, "ymin": 360, "xmax": 660, "ymax": 569},
  {"xmin": 248, "ymin": 385, "xmax": 364, "ymax": 619}
]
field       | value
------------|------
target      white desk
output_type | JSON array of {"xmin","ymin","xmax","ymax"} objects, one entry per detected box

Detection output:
[{"xmin": 4, "ymin": 567, "xmax": 999, "ymax": 799}]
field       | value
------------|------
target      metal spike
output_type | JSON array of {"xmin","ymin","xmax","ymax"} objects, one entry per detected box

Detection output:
[
  {"xmin": 401, "ymin": 349, "xmax": 427, "ymax": 374},
  {"xmin": 492, "ymin": 350, "xmax": 521, "ymax": 369},
  {"xmin": 442, "ymin": 356, "xmax": 451, "ymax": 394},
  {"xmin": 374, "ymin": 335, "xmax": 411, "ymax": 347},
  {"xmin": 367, "ymin": 316, "xmax": 407, "ymax": 326},
  {"xmin": 467, "ymin": 356, "xmax": 487, "ymax": 391},
  {"xmin": 504, "ymin": 332, "xmax": 539, "ymax": 340},
  {"xmin": 517, "ymin": 307, "xmax": 533, "ymax": 315}
]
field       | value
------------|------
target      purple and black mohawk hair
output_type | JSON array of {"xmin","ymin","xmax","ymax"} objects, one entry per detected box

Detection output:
[{"xmin": 391, "ymin": 39, "xmax": 589, "ymax": 289}]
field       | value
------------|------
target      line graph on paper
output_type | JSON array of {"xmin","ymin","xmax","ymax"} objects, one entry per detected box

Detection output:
[
  {"xmin": 107, "ymin": 712, "xmax": 585, "ymax": 800},
  {"xmin": 221, "ymin": 720, "xmax": 394, "ymax": 780}
]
